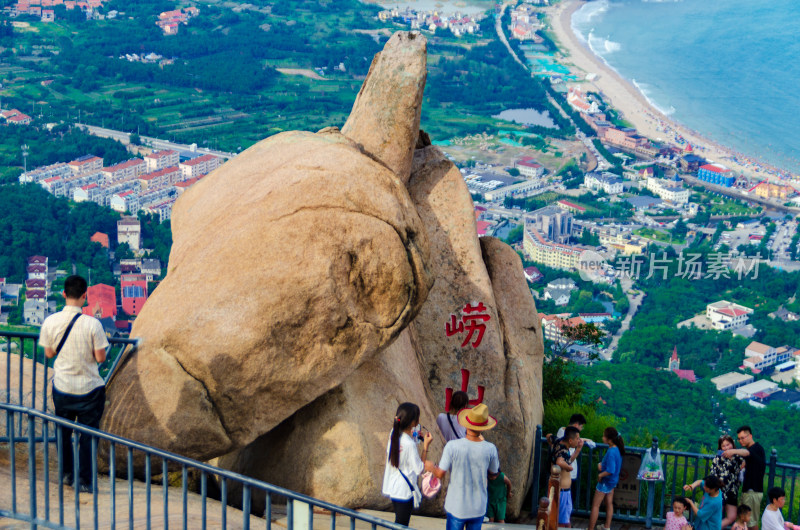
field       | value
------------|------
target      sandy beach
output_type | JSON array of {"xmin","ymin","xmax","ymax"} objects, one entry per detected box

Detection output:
[{"xmin": 547, "ymin": 0, "xmax": 791, "ymax": 181}]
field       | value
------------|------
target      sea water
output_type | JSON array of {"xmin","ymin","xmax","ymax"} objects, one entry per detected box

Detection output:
[{"xmin": 571, "ymin": 0, "xmax": 800, "ymax": 173}]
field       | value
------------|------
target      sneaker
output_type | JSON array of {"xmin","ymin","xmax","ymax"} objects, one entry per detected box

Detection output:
[{"xmin": 62, "ymin": 474, "xmax": 74, "ymax": 488}]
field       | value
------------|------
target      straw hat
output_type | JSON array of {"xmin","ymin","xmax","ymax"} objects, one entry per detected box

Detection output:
[{"xmin": 457, "ymin": 403, "xmax": 497, "ymax": 432}]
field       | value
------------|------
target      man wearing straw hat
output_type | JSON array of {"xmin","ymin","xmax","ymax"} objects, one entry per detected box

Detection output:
[{"xmin": 425, "ymin": 403, "xmax": 500, "ymax": 530}]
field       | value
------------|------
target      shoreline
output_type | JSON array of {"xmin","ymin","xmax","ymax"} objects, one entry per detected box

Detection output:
[{"xmin": 547, "ymin": 0, "xmax": 794, "ymax": 182}]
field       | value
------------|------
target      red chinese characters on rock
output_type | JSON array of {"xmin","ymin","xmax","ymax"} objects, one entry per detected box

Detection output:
[
  {"xmin": 444, "ymin": 369, "xmax": 485, "ymax": 411},
  {"xmin": 445, "ymin": 302, "xmax": 491, "ymax": 348}
]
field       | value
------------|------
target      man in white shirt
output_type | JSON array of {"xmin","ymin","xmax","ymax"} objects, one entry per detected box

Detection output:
[
  {"xmin": 41, "ymin": 275, "xmax": 109, "ymax": 493},
  {"xmin": 425, "ymin": 404, "xmax": 501, "ymax": 530},
  {"xmin": 761, "ymin": 487, "xmax": 786, "ymax": 530}
]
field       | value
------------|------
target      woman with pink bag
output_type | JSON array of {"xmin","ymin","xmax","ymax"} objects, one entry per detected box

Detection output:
[{"xmin": 381, "ymin": 402, "xmax": 433, "ymax": 527}]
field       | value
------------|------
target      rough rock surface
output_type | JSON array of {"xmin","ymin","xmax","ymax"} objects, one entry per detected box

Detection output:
[
  {"xmin": 341, "ymin": 32, "xmax": 426, "ymax": 182},
  {"xmin": 217, "ymin": 146, "xmax": 543, "ymax": 516},
  {"xmin": 405, "ymin": 149, "xmax": 543, "ymax": 517},
  {"xmin": 216, "ymin": 329, "xmax": 445, "ymax": 513},
  {"xmin": 103, "ymin": 130, "xmax": 433, "ymax": 459}
]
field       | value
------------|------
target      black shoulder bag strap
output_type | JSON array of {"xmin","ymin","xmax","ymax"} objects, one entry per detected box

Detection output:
[
  {"xmin": 446, "ymin": 414, "xmax": 462, "ymax": 439},
  {"xmin": 397, "ymin": 468, "xmax": 416, "ymax": 495},
  {"xmin": 55, "ymin": 313, "xmax": 82, "ymax": 355}
]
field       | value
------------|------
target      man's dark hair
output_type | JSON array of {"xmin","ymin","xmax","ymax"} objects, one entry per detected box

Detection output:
[
  {"xmin": 704, "ymin": 475, "xmax": 722, "ymax": 491},
  {"xmin": 568, "ymin": 413, "xmax": 587, "ymax": 426},
  {"xmin": 563, "ymin": 426, "xmax": 580, "ymax": 439},
  {"xmin": 64, "ymin": 275, "xmax": 88, "ymax": 299},
  {"xmin": 767, "ymin": 487, "xmax": 785, "ymax": 503},
  {"xmin": 737, "ymin": 425, "xmax": 752, "ymax": 435}
]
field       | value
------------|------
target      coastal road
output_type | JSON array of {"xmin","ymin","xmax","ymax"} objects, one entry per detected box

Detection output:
[
  {"xmin": 76, "ymin": 123, "xmax": 237, "ymax": 160},
  {"xmin": 495, "ymin": 3, "xmax": 528, "ymax": 71},
  {"xmin": 605, "ymin": 277, "xmax": 644, "ymax": 361}
]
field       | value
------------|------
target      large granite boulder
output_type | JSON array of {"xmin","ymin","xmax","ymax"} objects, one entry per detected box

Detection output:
[
  {"xmin": 102, "ymin": 33, "xmax": 433, "ymax": 460},
  {"xmin": 216, "ymin": 144, "xmax": 544, "ymax": 517}
]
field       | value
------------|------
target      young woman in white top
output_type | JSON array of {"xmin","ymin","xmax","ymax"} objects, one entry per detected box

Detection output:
[
  {"xmin": 436, "ymin": 391, "xmax": 468, "ymax": 442},
  {"xmin": 382, "ymin": 402, "xmax": 432, "ymax": 526}
]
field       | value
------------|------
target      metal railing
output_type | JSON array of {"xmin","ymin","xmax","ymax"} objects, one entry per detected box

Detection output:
[
  {"xmin": 529, "ymin": 425, "xmax": 800, "ymax": 528},
  {"xmin": 1, "ymin": 330, "xmax": 136, "ymax": 413},
  {"xmin": 1, "ymin": 402, "xmax": 409, "ymax": 530}
]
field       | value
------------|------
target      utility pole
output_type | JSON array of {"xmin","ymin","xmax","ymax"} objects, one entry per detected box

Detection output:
[{"xmin": 21, "ymin": 144, "xmax": 29, "ymax": 173}]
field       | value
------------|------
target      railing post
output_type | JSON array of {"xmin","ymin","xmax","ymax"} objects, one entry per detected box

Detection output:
[
  {"xmin": 531, "ymin": 424, "xmax": 543, "ymax": 513},
  {"xmin": 767, "ymin": 449, "xmax": 777, "ymax": 491},
  {"xmin": 645, "ymin": 437, "xmax": 659, "ymax": 529}
]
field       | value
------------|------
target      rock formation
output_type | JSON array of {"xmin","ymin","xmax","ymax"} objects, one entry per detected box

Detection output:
[{"xmin": 103, "ymin": 31, "xmax": 544, "ymax": 518}]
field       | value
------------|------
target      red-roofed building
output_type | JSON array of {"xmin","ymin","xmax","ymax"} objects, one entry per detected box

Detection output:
[
  {"xmin": 179, "ymin": 154, "xmax": 221, "ymax": 178},
  {"xmin": 523, "ymin": 266, "xmax": 543, "ymax": 283},
  {"xmin": 476, "ymin": 220, "xmax": 492, "ymax": 236},
  {"xmin": 173, "ymin": 174, "xmax": 204, "ymax": 195},
  {"xmin": 83, "ymin": 284, "xmax": 117, "ymax": 319},
  {"xmin": 144, "ymin": 150, "xmax": 179, "ymax": 172},
  {"xmin": 539, "ymin": 313, "xmax": 587, "ymax": 343},
  {"xmin": 6, "ymin": 113, "xmax": 32, "ymax": 125},
  {"xmin": 68, "ymin": 155, "xmax": 103, "ymax": 175},
  {"xmin": 91, "ymin": 232, "xmax": 109, "ymax": 248},
  {"xmin": 138, "ymin": 166, "xmax": 181, "ymax": 190},
  {"xmin": 673, "ymin": 369, "xmax": 697, "ymax": 383},
  {"xmin": 27, "ymin": 289, "xmax": 47, "ymax": 301},
  {"xmin": 121, "ymin": 274, "xmax": 148, "ymax": 316},
  {"xmin": 556, "ymin": 199, "xmax": 586, "ymax": 214},
  {"xmin": 102, "ymin": 158, "xmax": 146, "ymax": 183},
  {"xmin": 667, "ymin": 347, "xmax": 697, "ymax": 382},
  {"xmin": 706, "ymin": 300, "xmax": 752, "ymax": 331},
  {"xmin": 514, "ymin": 156, "xmax": 544, "ymax": 178}
]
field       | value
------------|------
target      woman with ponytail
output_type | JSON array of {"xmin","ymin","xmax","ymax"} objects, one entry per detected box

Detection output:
[
  {"xmin": 588, "ymin": 427, "xmax": 625, "ymax": 530},
  {"xmin": 381, "ymin": 402, "xmax": 432, "ymax": 526}
]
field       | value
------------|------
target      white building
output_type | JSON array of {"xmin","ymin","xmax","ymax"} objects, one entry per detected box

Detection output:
[
  {"xmin": 19, "ymin": 162, "xmax": 72, "ymax": 184},
  {"xmin": 735, "ymin": 379, "xmax": 778, "ymax": 403},
  {"xmin": 144, "ymin": 150, "xmax": 179, "ymax": 172},
  {"xmin": 68, "ymin": 155, "xmax": 103, "ymax": 175},
  {"xmin": 179, "ymin": 154, "xmax": 221, "ymax": 179},
  {"xmin": 138, "ymin": 166, "xmax": 181, "ymax": 190},
  {"xmin": 514, "ymin": 156, "xmax": 545, "ymax": 179},
  {"xmin": 117, "ymin": 216, "xmax": 141, "ymax": 251},
  {"xmin": 645, "ymin": 177, "xmax": 690, "ymax": 204},
  {"xmin": 710, "ymin": 372, "xmax": 754, "ymax": 394},
  {"xmin": 102, "ymin": 159, "xmax": 146, "ymax": 183},
  {"xmin": 706, "ymin": 300, "xmax": 753, "ymax": 331},
  {"xmin": 585, "ymin": 172, "xmax": 624, "ymax": 195},
  {"xmin": 484, "ymin": 179, "xmax": 543, "ymax": 201},
  {"xmin": 743, "ymin": 342, "xmax": 794, "ymax": 371},
  {"xmin": 110, "ymin": 191, "xmax": 140, "ymax": 214},
  {"xmin": 23, "ymin": 299, "xmax": 55, "ymax": 326}
]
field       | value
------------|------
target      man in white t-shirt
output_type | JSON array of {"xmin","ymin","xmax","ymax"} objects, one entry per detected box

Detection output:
[
  {"xmin": 41, "ymin": 275, "xmax": 109, "ymax": 493},
  {"xmin": 761, "ymin": 487, "xmax": 787, "ymax": 530},
  {"xmin": 426, "ymin": 403, "xmax": 500, "ymax": 530}
]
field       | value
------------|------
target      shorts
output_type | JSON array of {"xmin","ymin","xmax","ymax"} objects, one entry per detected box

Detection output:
[
  {"xmin": 596, "ymin": 481, "xmax": 615, "ymax": 494},
  {"xmin": 724, "ymin": 490, "xmax": 738, "ymax": 507},
  {"xmin": 741, "ymin": 491, "xmax": 763, "ymax": 526},
  {"xmin": 559, "ymin": 489, "xmax": 573, "ymax": 525},
  {"xmin": 486, "ymin": 497, "xmax": 507, "ymax": 521}
]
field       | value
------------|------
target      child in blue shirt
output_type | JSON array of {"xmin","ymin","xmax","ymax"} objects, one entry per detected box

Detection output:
[
  {"xmin": 588, "ymin": 427, "xmax": 626, "ymax": 530},
  {"xmin": 683, "ymin": 475, "xmax": 723, "ymax": 530}
]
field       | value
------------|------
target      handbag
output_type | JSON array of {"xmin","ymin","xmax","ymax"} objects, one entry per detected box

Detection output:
[
  {"xmin": 397, "ymin": 468, "xmax": 422, "ymax": 508},
  {"xmin": 421, "ymin": 471, "xmax": 441, "ymax": 498}
]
